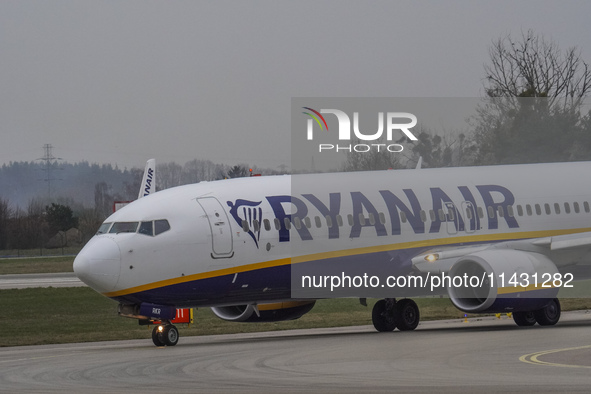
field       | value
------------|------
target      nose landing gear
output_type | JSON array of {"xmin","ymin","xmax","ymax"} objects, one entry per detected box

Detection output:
[{"xmin": 152, "ymin": 323, "xmax": 179, "ymax": 346}]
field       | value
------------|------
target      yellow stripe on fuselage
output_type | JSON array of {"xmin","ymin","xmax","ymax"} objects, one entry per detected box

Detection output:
[
  {"xmin": 103, "ymin": 227, "xmax": 591, "ymax": 298},
  {"xmin": 496, "ymin": 284, "xmax": 557, "ymax": 295}
]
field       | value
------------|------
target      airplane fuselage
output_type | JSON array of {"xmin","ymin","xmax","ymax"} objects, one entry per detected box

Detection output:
[{"xmin": 74, "ymin": 162, "xmax": 591, "ymax": 311}]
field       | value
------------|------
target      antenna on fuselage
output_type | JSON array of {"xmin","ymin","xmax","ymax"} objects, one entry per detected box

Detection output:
[
  {"xmin": 138, "ymin": 159, "xmax": 156, "ymax": 199},
  {"xmin": 415, "ymin": 156, "xmax": 423, "ymax": 170}
]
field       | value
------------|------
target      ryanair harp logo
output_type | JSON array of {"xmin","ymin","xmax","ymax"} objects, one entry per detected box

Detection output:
[{"xmin": 227, "ymin": 199, "xmax": 263, "ymax": 248}]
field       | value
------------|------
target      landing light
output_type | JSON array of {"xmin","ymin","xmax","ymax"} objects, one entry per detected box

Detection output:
[
  {"xmin": 425, "ymin": 254, "xmax": 439, "ymax": 263},
  {"xmin": 158, "ymin": 325, "xmax": 164, "ymax": 332}
]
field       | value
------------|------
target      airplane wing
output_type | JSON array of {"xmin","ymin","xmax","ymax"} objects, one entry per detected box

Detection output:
[
  {"xmin": 531, "ymin": 231, "xmax": 591, "ymax": 251},
  {"xmin": 408, "ymin": 230, "xmax": 591, "ymax": 315},
  {"xmin": 411, "ymin": 230, "xmax": 591, "ymax": 275}
]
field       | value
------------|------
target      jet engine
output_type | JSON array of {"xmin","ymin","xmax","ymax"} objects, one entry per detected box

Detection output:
[
  {"xmin": 447, "ymin": 249, "xmax": 559, "ymax": 313},
  {"xmin": 211, "ymin": 301, "xmax": 316, "ymax": 322}
]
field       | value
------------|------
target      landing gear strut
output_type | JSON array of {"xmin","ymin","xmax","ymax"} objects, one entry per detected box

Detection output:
[
  {"xmin": 372, "ymin": 298, "xmax": 420, "ymax": 332},
  {"xmin": 152, "ymin": 323, "xmax": 179, "ymax": 346}
]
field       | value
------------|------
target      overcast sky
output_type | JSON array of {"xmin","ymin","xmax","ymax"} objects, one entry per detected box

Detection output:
[{"xmin": 1, "ymin": 0, "xmax": 590, "ymax": 170}]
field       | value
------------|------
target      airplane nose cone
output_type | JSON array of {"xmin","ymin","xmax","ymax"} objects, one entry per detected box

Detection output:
[{"xmin": 74, "ymin": 237, "xmax": 121, "ymax": 292}]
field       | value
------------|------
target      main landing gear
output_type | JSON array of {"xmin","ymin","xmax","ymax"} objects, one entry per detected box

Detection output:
[
  {"xmin": 372, "ymin": 298, "xmax": 420, "ymax": 332},
  {"xmin": 512, "ymin": 298, "xmax": 561, "ymax": 327},
  {"xmin": 152, "ymin": 323, "xmax": 179, "ymax": 346}
]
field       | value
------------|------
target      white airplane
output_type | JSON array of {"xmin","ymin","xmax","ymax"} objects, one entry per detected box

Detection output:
[{"xmin": 74, "ymin": 160, "xmax": 591, "ymax": 346}]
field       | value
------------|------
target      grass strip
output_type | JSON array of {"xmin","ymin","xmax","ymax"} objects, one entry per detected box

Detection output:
[
  {"xmin": 0, "ymin": 256, "xmax": 75, "ymax": 275},
  {"xmin": 1, "ymin": 287, "xmax": 590, "ymax": 347}
]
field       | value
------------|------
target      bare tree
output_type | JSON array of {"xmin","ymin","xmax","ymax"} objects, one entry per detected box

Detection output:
[
  {"xmin": 0, "ymin": 198, "xmax": 11, "ymax": 249},
  {"xmin": 26, "ymin": 198, "xmax": 49, "ymax": 251},
  {"xmin": 78, "ymin": 208, "xmax": 104, "ymax": 242},
  {"xmin": 474, "ymin": 30, "xmax": 591, "ymax": 164},
  {"xmin": 94, "ymin": 182, "xmax": 113, "ymax": 218},
  {"xmin": 123, "ymin": 167, "xmax": 143, "ymax": 200},
  {"xmin": 484, "ymin": 30, "xmax": 591, "ymax": 110},
  {"xmin": 407, "ymin": 131, "xmax": 477, "ymax": 168},
  {"xmin": 157, "ymin": 162, "xmax": 183, "ymax": 190},
  {"xmin": 341, "ymin": 138, "xmax": 404, "ymax": 172}
]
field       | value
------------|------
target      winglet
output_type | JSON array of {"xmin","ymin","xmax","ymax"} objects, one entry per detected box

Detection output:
[{"xmin": 138, "ymin": 159, "xmax": 156, "ymax": 199}]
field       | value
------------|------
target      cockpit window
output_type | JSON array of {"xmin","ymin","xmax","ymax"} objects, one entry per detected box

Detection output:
[
  {"xmin": 109, "ymin": 222, "xmax": 139, "ymax": 234},
  {"xmin": 154, "ymin": 219, "xmax": 171, "ymax": 235},
  {"xmin": 138, "ymin": 221, "xmax": 154, "ymax": 236},
  {"xmin": 97, "ymin": 222, "xmax": 112, "ymax": 235},
  {"xmin": 104, "ymin": 220, "xmax": 169, "ymax": 236}
]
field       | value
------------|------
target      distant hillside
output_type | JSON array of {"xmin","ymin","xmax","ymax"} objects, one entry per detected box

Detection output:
[
  {"xmin": 0, "ymin": 159, "xmax": 285, "ymax": 211},
  {"xmin": 0, "ymin": 161, "xmax": 136, "ymax": 209}
]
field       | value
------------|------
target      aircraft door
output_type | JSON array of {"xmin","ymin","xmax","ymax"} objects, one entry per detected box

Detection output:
[
  {"xmin": 197, "ymin": 197, "xmax": 234, "ymax": 258},
  {"xmin": 461, "ymin": 201, "xmax": 477, "ymax": 233},
  {"xmin": 445, "ymin": 201, "xmax": 476, "ymax": 235},
  {"xmin": 444, "ymin": 202, "xmax": 459, "ymax": 235}
]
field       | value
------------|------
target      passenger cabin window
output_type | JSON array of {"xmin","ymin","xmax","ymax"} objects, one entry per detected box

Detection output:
[
  {"xmin": 304, "ymin": 217, "xmax": 311, "ymax": 229},
  {"xmin": 574, "ymin": 202, "xmax": 580, "ymax": 213},
  {"xmin": 517, "ymin": 205, "xmax": 523, "ymax": 216},
  {"xmin": 284, "ymin": 217, "xmax": 291, "ymax": 230},
  {"xmin": 263, "ymin": 219, "xmax": 271, "ymax": 231},
  {"xmin": 554, "ymin": 203, "xmax": 561, "ymax": 214},
  {"xmin": 315, "ymin": 216, "xmax": 322, "ymax": 228},
  {"xmin": 526, "ymin": 204, "xmax": 532, "ymax": 216},
  {"xmin": 544, "ymin": 203, "xmax": 551, "ymax": 215},
  {"xmin": 507, "ymin": 205, "xmax": 514, "ymax": 218},
  {"xmin": 564, "ymin": 203, "xmax": 571, "ymax": 214},
  {"xmin": 326, "ymin": 215, "xmax": 333, "ymax": 228},
  {"xmin": 293, "ymin": 217, "xmax": 301, "ymax": 230},
  {"xmin": 242, "ymin": 220, "xmax": 250, "ymax": 232},
  {"xmin": 535, "ymin": 204, "xmax": 542, "ymax": 215},
  {"xmin": 358, "ymin": 213, "xmax": 366, "ymax": 225},
  {"xmin": 585, "ymin": 201, "xmax": 590, "ymax": 213},
  {"xmin": 109, "ymin": 222, "xmax": 139, "ymax": 234},
  {"xmin": 337, "ymin": 215, "xmax": 343, "ymax": 227},
  {"xmin": 97, "ymin": 222, "xmax": 112, "ymax": 235}
]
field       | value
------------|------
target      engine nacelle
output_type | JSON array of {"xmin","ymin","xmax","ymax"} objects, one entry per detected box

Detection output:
[
  {"xmin": 211, "ymin": 301, "xmax": 316, "ymax": 322},
  {"xmin": 448, "ymin": 249, "xmax": 559, "ymax": 313}
]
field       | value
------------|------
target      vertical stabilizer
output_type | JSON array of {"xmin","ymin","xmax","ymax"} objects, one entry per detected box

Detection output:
[{"xmin": 138, "ymin": 159, "xmax": 156, "ymax": 199}]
